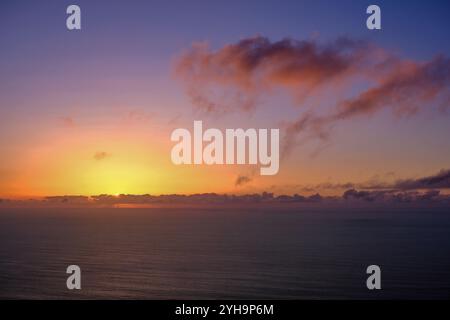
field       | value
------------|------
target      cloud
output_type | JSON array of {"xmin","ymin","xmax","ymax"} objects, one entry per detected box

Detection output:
[
  {"xmin": 339, "ymin": 169, "xmax": 450, "ymax": 191},
  {"xmin": 94, "ymin": 151, "xmax": 111, "ymax": 161},
  {"xmin": 175, "ymin": 36, "xmax": 372, "ymax": 113},
  {"xmin": 292, "ymin": 169, "xmax": 450, "ymax": 194},
  {"xmin": 2, "ymin": 190, "xmax": 448, "ymax": 208},
  {"xmin": 45, "ymin": 196, "xmax": 90, "ymax": 204},
  {"xmin": 60, "ymin": 116, "xmax": 75, "ymax": 128},
  {"xmin": 235, "ymin": 174, "xmax": 252, "ymax": 186},
  {"xmin": 2, "ymin": 170, "xmax": 450, "ymax": 207},
  {"xmin": 281, "ymin": 56, "xmax": 450, "ymax": 157},
  {"xmin": 282, "ymin": 112, "xmax": 332, "ymax": 157},
  {"xmin": 343, "ymin": 189, "xmax": 386, "ymax": 202},
  {"xmin": 393, "ymin": 169, "xmax": 450, "ymax": 190},
  {"xmin": 335, "ymin": 55, "xmax": 450, "ymax": 120},
  {"xmin": 175, "ymin": 36, "xmax": 450, "ymax": 157},
  {"xmin": 342, "ymin": 189, "xmax": 443, "ymax": 203}
]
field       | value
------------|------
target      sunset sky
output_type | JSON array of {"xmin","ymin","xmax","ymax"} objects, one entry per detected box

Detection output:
[{"xmin": 1, "ymin": 0, "xmax": 449, "ymax": 198}]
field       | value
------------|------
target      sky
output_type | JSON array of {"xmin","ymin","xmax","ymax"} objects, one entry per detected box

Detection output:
[{"xmin": 0, "ymin": 0, "xmax": 449, "ymax": 198}]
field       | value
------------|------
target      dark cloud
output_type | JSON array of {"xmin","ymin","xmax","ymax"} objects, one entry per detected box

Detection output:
[
  {"xmin": 279, "ymin": 169, "xmax": 450, "ymax": 194},
  {"xmin": 344, "ymin": 169, "xmax": 450, "ymax": 191},
  {"xmin": 342, "ymin": 189, "xmax": 444, "ymax": 203},
  {"xmin": 45, "ymin": 196, "xmax": 90, "ymax": 204},
  {"xmin": 393, "ymin": 169, "xmax": 450, "ymax": 190},
  {"xmin": 2, "ymin": 190, "xmax": 448, "ymax": 208},
  {"xmin": 316, "ymin": 182, "xmax": 355, "ymax": 190},
  {"xmin": 343, "ymin": 189, "xmax": 386, "ymax": 202},
  {"xmin": 235, "ymin": 174, "xmax": 252, "ymax": 186}
]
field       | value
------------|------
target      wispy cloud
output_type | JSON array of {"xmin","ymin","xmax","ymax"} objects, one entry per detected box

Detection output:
[
  {"xmin": 60, "ymin": 116, "xmax": 75, "ymax": 128},
  {"xmin": 290, "ymin": 169, "xmax": 450, "ymax": 194},
  {"xmin": 391, "ymin": 169, "xmax": 450, "ymax": 190}
]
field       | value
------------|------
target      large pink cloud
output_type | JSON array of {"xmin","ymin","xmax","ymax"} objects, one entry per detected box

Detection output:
[
  {"xmin": 175, "ymin": 36, "xmax": 374, "ymax": 112},
  {"xmin": 175, "ymin": 36, "xmax": 450, "ymax": 156}
]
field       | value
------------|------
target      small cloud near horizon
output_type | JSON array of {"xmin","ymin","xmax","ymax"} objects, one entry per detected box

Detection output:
[
  {"xmin": 235, "ymin": 175, "xmax": 252, "ymax": 186},
  {"xmin": 94, "ymin": 151, "xmax": 111, "ymax": 161}
]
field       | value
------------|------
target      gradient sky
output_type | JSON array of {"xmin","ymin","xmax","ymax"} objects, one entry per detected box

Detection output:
[{"xmin": 1, "ymin": 0, "xmax": 449, "ymax": 198}]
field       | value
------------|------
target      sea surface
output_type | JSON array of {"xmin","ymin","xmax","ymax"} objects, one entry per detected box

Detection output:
[{"xmin": 0, "ymin": 207, "xmax": 449, "ymax": 299}]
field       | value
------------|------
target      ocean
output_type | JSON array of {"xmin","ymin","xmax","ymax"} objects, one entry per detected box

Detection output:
[{"xmin": 0, "ymin": 207, "xmax": 449, "ymax": 299}]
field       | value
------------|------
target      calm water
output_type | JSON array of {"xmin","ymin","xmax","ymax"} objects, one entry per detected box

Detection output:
[{"xmin": 0, "ymin": 207, "xmax": 449, "ymax": 299}]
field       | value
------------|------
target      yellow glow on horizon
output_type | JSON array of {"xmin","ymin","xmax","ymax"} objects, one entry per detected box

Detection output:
[{"xmin": 0, "ymin": 126, "xmax": 240, "ymax": 197}]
